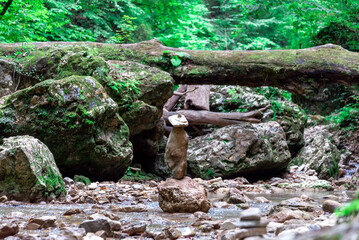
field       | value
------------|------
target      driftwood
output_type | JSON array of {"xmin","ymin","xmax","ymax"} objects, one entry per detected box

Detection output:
[
  {"xmin": 163, "ymin": 105, "xmax": 270, "ymax": 126},
  {"xmin": 184, "ymin": 85, "xmax": 210, "ymax": 111}
]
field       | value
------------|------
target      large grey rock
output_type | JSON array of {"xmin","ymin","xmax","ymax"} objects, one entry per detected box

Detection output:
[
  {"xmin": 209, "ymin": 86, "xmax": 306, "ymax": 155},
  {"xmin": 0, "ymin": 76, "xmax": 132, "ymax": 181},
  {"xmin": 293, "ymin": 126, "xmax": 340, "ymax": 179},
  {"xmin": 0, "ymin": 59, "xmax": 15, "ymax": 98},
  {"xmin": 0, "ymin": 136, "xmax": 66, "ymax": 202},
  {"xmin": 187, "ymin": 121, "xmax": 291, "ymax": 179},
  {"xmin": 158, "ymin": 177, "xmax": 210, "ymax": 213}
]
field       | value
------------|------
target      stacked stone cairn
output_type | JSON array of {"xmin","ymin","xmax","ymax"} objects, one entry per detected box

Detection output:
[{"xmin": 220, "ymin": 208, "xmax": 268, "ymax": 240}]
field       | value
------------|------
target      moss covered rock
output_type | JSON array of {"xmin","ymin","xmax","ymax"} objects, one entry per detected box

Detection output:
[
  {"xmin": 0, "ymin": 76, "xmax": 132, "ymax": 181},
  {"xmin": 0, "ymin": 135, "xmax": 66, "ymax": 202},
  {"xmin": 187, "ymin": 121, "xmax": 291, "ymax": 179},
  {"xmin": 105, "ymin": 61, "xmax": 173, "ymax": 135}
]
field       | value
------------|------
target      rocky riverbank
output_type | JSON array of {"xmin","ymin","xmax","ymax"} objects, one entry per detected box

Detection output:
[{"xmin": 0, "ymin": 164, "xmax": 357, "ymax": 240}]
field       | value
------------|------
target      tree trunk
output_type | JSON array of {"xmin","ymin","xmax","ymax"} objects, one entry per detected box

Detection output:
[
  {"xmin": 184, "ymin": 85, "xmax": 210, "ymax": 111},
  {"xmin": 163, "ymin": 107, "xmax": 270, "ymax": 126},
  {"xmin": 2, "ymin": 40, "xmax": 359, "ymax": 96},
  {"xmin": 0, "ymin": 0, "xmax": 14, "ymax": 17},
  {"xmin": 164, "ymin": 85, "xmax": 187, "ymax": 111}
]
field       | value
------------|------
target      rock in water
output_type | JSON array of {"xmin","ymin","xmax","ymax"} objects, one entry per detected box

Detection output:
[
  {"xmin": 158, "ymin": 177, "xmax": 210, "ymax": 213},
  {"xmin": 0, "ymin": 136, "xmax": 66, "ymax": 202},
  {"xmin": 0, "ymin": 76, "xmax": 132, "ymax": 181},
  {"xmin": 187, "ymin": 121, "xmax": 291, "ymax": 179}
]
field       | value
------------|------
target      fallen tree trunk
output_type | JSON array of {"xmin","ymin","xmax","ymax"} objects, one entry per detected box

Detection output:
[
  {"xmin": 2, "ymin": 40, "xmax": 359, "ymax": 96},
  {"xmin": 163, "ymin": 105, "xmax": 270, "ymax": 126}
]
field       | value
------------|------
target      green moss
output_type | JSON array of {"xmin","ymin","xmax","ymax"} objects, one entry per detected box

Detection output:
[
  {"xmin": 74, "ymin": 175, "xmax": 91, "ymax": 185},
  {"xmin": 37, "ymin": 166, "xmax": 66, "ymax": 196},
  {"xmin": 120, "ymin": 167, "xmax": 161, "ymax": 181}
]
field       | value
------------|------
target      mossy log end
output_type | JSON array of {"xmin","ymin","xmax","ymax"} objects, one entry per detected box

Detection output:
[{"xmin": 1, "ymin": 40, "xmax": 359, "ymax": 96}]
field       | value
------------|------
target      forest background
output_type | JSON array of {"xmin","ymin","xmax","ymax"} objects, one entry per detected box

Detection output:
[
  {"xmin": 1, "ymin": 0, "xmax": 359, "ymax": 127},
  {"xmin": 0, "ymin": 0, "xmax": 358, "ymax": 52}
]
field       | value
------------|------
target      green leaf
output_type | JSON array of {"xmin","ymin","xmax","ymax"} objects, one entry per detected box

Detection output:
[{"xmin": 170, "ymin": 56, "xmax": 182, "ymax": 67}]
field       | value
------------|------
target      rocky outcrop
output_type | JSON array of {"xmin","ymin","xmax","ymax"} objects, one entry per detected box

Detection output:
[
  {"xmin": 0, "ymin": 60, "xmax": 15, "ymax": 98},
  {"xmin": 293, "ymin": 126, "xmax": 340, "ymax": 179},
  {"xmin": 0, "ymin": 76, "xmax": 132, "ymax": 181},
  {"xmin": 1, "ymin": 48, "xmax": 173, "ymax": 175},
  {"xmin": 187, "ymin": 121, "xmax": 291, "ymax": 179},
  {"xmin": 0, "ymin": 136, "xmax": 65, "ymax": 202},
  {"xmin": 209, "ymin": 86, "xmax": 307, "ymax": 155},
  {"xmin": 158, "ymin": 177, "xmax": 210, "ymax": 213}
]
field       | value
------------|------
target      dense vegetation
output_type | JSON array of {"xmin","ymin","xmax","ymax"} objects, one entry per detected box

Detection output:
[{"xmin": 1, "ymin": 0, "xmax": 358, "ymax": 51}]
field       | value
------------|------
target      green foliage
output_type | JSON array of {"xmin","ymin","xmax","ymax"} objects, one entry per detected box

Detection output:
[
  {"xmin": 327, "ymin": 94, "xmax": 359, "ymax": 129},
  {"xmin": 335, "ymin": 192, "xmax": 359, "ymax": 218},
  {"xmin": 254, "ymin": 86, "xmax": 292, "ymax": 102},
  {"xmin": 121, "ymin": 167, "xmax": 160, "ymax": 181},
  {"xmin": 0, "ymin": 0, "xmax": 357, "ymax": 52},
  {"xmin": 74, "ymin": 174, "xmax": 91, "ymax": 186}
]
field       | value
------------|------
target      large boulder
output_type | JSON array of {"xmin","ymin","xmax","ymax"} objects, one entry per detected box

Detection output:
[
  {"xmin": 0, "ymin": 135, "xmax": 66, "ymax": 202},
  {"xmin": 209, "ymin": 86, "xmax": 306, "ymax": 156},
  {"xmin": 106, "ymin": 61, "xmax": 173, "ymax": 135},
  {"xmin": 0, "ymin": 60, "xmax": 15, "ymax": 98},
  {"xmin": 158, "ymin": 177, "xmax": 210, "ymax": 213},
  {"xmin": 187, "ymin": 121, "xmax": 291, "ymax": 179},
  {"xmin": 292, "ymin": 126, "xmax": 340, "ymax": 179},
  {"xmin": 0, "ymin": 76, "xmax": 132, "ymax": 181}
]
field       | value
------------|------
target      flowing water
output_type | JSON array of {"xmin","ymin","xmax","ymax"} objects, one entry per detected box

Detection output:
[{"xmin": 0, "ymin": 190, "xmax": 355, "ymax": 238}]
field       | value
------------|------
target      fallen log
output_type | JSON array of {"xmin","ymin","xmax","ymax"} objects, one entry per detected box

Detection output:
[
  {"xmin": 163, "ymin": 105, "xmax": 270, "ymax": 126},
  {"xmin": 2, "ymin": 40, "xmax": 358, "ymax": 96}
]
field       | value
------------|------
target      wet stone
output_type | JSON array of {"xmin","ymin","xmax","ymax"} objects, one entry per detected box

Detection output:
[
  {"xmin": 122, "ymin": 223, "xmax": 147, "ymax": 236},
  {"xmin": 79, "ymin": 219, "xmax": 111, "ymax": 237},
  {"xmin": 31, "ymin": 216, "xmax": 57, "ymax": 229},
  {"xmin": 0, "ymin": 222, "xmax": 19, "ymax": 239},
  {"xmin": 63, "ymin": 208, "xmax": 83, "ymax": 216},
  {"xmin": 240, "ymin": 208, "xmax": 262, "ymax": 221},
  {"xmin": 322, "ymin": 200, "xmax": 342, "ymax": 213}
]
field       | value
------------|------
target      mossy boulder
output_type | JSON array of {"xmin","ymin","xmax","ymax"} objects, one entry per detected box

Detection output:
[
  {"xmin": 0, "ymin": 76, "xmax": 132, "ymax": 181},
  {"xmin": 105, "ymin": 61, "xmax": 173, "ymax": 135},
  {"xmin": 187, "ymin": 121, "xmax": 291, "ymax": 179},
  {"xmin": 0, "ymin": 135, "xmax": 66, "ymax": 202}
]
